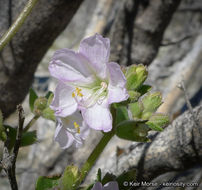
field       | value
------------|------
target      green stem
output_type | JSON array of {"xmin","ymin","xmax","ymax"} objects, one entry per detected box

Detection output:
[
  {"xmin": 23, "ymin": 115, "xmax": 39, "ymax": 132},
  {"xmin": 79, "ymin": 131, "xmax": 115, "ymax": 184},
  {"xmin": 0, "ymin": 0, "xmax": 39, "ymax": 51}
]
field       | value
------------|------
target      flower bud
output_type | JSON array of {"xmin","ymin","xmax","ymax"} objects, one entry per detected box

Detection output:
[
  {"xmin": 125, "ymin": 64, "xmax": 148, "ymax": 91},
  {"xmin": 33, "ymin": 97, "xmax": 47, "ymax": 115}
]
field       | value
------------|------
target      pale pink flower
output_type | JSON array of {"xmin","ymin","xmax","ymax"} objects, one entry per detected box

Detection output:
[{"xmin": 49, "ymin": 34, "xmax": 128, "ymax": 132}]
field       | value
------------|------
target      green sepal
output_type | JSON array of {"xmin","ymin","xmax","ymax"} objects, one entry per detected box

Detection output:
[
  {"xmin": 115, "ymin": 106, "xmax": 129, "ymax": 126},
  {"xmin": 21, "ymin": 130, "xmax": 37, "ymax": 147},
  {"xmin": 129, "ymin": 102, "xmax": 144, "ymax": 119},
  {"xmin": 29, "ymin": 88, "xmax": 38, "ymax": 112},
  {"xmin": 116, "ymin": 169, "xmax": 137, "ymax": 190},
  {"xmin": 146, "ymin": 113, "xmax": 169, "ymax": 131},
  {"xmin": 61, "ymin": 165, "xmax": 80, "ymax": 190},
  {"xmin": 46, "ymin": 91, "xmax": 54, "ymax": 106},
  {"xmin": 102, "ymin": 172, "xmax": 116, "ymax": 185},
  {"xmin": 42, "ymin": 107, "xmax": 55, "ymax": 121},
  {"xmin": 116, "ymin": 120, "xmax": 150, "ymax": 142},
  {"xmin": 97, "ymin": 168, "xmax": 102, "ymax": 182},
  {"xmin": 36, "ymin": 175, "xmax": 61, "ymax": 190},
  {"xmin": 142, "ymin": 92, "xmax": 162, "ymax": 113}
]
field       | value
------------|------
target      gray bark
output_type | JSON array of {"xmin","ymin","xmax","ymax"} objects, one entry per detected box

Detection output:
[
  {"xmin": 109, "ymin": 0, "xmax": 181, "ymax": 66},
  {"xmin": 87, "ymin": 105, "xmax": 202, "ymax": 188},
  {"xmin": 0, "ymin": 0, "xmax": 83, "ymax": 118}
]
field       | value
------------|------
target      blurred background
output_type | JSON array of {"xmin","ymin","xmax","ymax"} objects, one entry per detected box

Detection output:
[{"xmin": 0, "ymin": 0, "xmax": 202, "ymax": 189}]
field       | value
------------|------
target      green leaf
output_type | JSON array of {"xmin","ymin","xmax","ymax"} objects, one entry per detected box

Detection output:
[
  {"xmin": 142, "ymin": 92, "xmax": 162, "ymax": 113},
  {"xmin": 29, "ymin": 88, "xmax": 38, "ymax": 112},
  {"xmin": 42, "ymin": 107, "xmax": 55, "ymax": 121},
  {"xmin": 61, "ymin": 165, "xmax": 80, "ymax": 190},
  {"xmin": 21, "ymin": 130, "xmax": 37, "ymax": 147},
  {"xmin": 146, "ymin": 113, "xmax": 169, "ymax": 131},
  {"xmin": 97, "ymin": 168, "xmax": 102, "ymax": 182},
  {"xmin": 36, "ymin": 175, "xmax": 61, "ymax": 190},
  {"xmin": 4, "ymin": 126, "xmax": 37, "ymax": 149},
  {"xmin": 4, "ymin": 125, "xmax": 17, "ymax": 150},
  {"xmin": 116, "ymin": 120, "xmax": 150, "ymax": 142},
  {"xmin": 115, "ymin": 106, "xmax": 129, "ymax": 126},
  {"xmin": 129, "ymin": 102, "xmax": 143, "ymax": 119},
  {"xmin": 102, "ymin": 172, "xmax": 116, "ymax": 185},
  {"xmin": 116, "ymin": 169, "xmax": 137, "ymax": 190}
]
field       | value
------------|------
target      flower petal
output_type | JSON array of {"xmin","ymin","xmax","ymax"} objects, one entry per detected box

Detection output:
[
  {"xmin": 79, "ymin": 34, "xmax": 110, "ymax": 78},
  {"xmin": 107, "ymin": 62, "xmax": 129, "ymax": 104},
  {"xmin": 82, "ymin": 102, "xmax": 112, "ymax": 132},
  {"xmin": 50, "ymin": 82, "xmax": 77, "ymax": 117},
  {"xmin": 49, "ymin": 48, "xmax": 93, "ymax": 84},
  {"xmin": 103, "ymin": 182, "xmax": 119, "ymax": 190},
  {"xmin": 91, "ymin": 182, "xmax": 103, "ymax": 190},
  {"xmin": 54, "ymin": 123, "xmax": 74, "ymax": 149}
]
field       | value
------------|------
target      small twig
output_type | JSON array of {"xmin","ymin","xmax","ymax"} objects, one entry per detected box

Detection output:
[
  {"xmin": 0, "ymin": 0, "xmax": 39, "ymax": 51},
  {"xmin": 178, "ymin": 80, "xmax": 199, "ymax": 128},
  {"xmin": 161, "ymin": 34, "xmax": 194, "ymax": 46},
  {"xmin": 178, "ymin": 7, "xmax": 202, "ymax": 13}
]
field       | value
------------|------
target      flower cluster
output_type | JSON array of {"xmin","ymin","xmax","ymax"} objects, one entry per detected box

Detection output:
[{"xmin": 49, "ymin": 34, "xmax": 128, "ymax": 148}]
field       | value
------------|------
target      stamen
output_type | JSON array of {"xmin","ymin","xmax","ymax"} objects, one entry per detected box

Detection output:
[
  {"xmin": 72, "ymin": 92, "xmax": 76, "ymax": 97},
  {"xmin": 101, "ymin": 82, "xmax": 108, "ymax": 89},
  {"xmin": 74, "ymin": 122, "xmax": 80, "ymax": 134},
  {"xmin": 75, "ymin": 87, "xmax": 83, "ymax": 97}
]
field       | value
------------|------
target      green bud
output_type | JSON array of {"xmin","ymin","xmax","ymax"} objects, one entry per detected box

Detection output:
[
  {"xmin": 141, "ymin": 112, "xmax": 152, "ymax": 120},
  {"xmin": 61, "ymin": 165, "xmax": 80, "ymax": 190},
  {"xmin": 142, "ymin": 92, "xmax": 162, "ymax": 113},
  {"xmin": 129, "ymin": 102, "xmax": 143, "ymax": 119},
  {"xmin": 146, "ymin": 113, "xmax": 169, "ymax": 131},
  {"xmin": 128, "ymin": 90, "xmax": 141, "ymax": 102},
  {"xmin": 125, "ymin": 64, "xmax": 148, "ymax": 90},
  {"xmin": 33, "ymin": 97, "xmax": 47, "ymax": 115}
]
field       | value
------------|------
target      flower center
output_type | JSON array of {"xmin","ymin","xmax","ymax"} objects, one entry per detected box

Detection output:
[{"xmin": 72, "ymin": 82, "xmax": 108, "ymax": 108}]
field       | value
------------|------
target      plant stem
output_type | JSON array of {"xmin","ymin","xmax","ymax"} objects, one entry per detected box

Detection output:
[
  {"xmin": 79, "ymin": 131, "xmax": 115, "ymax": 184},
  {"xmin": 0, "ymin": 0, "xmax": 39, "ymax": 51},
  {"xmin": 23, "ymin": 115, "xmax": 39, "ymax": 132}
]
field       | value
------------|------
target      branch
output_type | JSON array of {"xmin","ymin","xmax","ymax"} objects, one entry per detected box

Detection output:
[
  {"xmin": 1, "ymin": 105, "xmax": 25, "ymax": 190},
  {"xmin": 109, "ymin": 0, "xmax": 182, "ymax": 65},
  {"xmin": 0, "ymin": 0, "xmax": 39, "ymax": 51},
  {"xmin": 97, "ymin": 105, "xmax": 202, "ymax": 182},
  {"xmin": 160, "ymin": 34, "xmax": 194, "ymax": 46},
  {"xmin": 0, "ymin": 0, "xmax": 83, "ymax": 118}
]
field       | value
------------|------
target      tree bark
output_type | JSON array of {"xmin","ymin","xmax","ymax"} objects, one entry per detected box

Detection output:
[
  {"xmin": 109, "ymin": 0, "xmax": 181, "ymax": 66},
  {"xmin": 0, "ymin": 0, "xmax": 83, "ymax": 118},
  {"xmin": 87, "ymin": 105, "xmax": 202, "ymax": 187}
]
